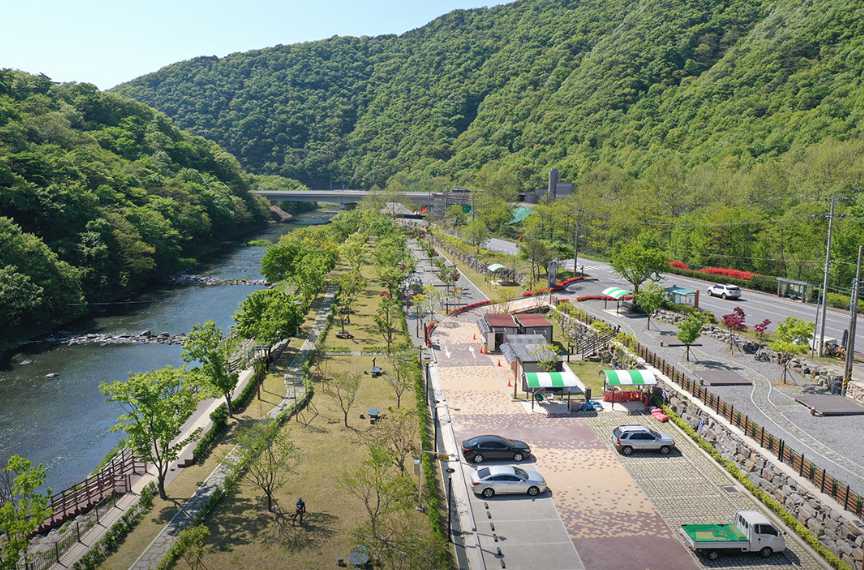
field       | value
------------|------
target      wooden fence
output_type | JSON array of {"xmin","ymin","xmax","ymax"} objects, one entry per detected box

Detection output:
[
  {"xmin": 629, "ymin": 340, "xmax": 864, "ymax": 519},
  {"xmin": 37, "ymin": 448, "xmax": 146, "ymax": 533}
]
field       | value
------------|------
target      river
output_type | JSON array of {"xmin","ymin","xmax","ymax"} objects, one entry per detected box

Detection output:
[{"xmin": 0, "ymin": 211, "xmax": 334, "ymax": 491}]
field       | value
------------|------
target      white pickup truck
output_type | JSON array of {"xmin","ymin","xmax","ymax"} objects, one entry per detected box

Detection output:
[{"xmin": 680, "ymin": 510, "xmax": 786, "ymax": 560}]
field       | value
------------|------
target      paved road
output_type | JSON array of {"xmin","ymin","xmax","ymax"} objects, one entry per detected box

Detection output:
[{"xmin": 481, "ymin": 237, "xmax": 862, "ymax": 356}]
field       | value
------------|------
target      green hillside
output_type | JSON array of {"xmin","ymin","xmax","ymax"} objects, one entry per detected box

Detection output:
[
  {"xmin": 0, "ymin": 70, "xmax": 268, "ymax": 344},
  {"xmin": 114, "ymin": 0, "xmax": 864, "ymax": 190}
]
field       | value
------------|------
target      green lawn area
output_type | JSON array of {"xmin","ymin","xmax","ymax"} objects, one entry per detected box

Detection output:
[
  {"xmin": 197, "ymin": 353, "xmax": 428, "ymax": 569},
  {"xmin": 565, "ymin": 360, "xmax": 606, "ymax": 394}
]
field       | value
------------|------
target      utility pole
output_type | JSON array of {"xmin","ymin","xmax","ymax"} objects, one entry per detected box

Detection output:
[
  {"xmin": 572, "ymin": 208, "xmax": 582, "ymax": 275},
  {"xmin": 843, "ymin": 245, "xmax": 862, "ymax": 394},
  {"xmin": 817, "ymin": 196, "xmax": 837, "ymax": 356}
]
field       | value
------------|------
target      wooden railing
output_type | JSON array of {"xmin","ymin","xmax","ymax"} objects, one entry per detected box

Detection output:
[
  {"xmin": 627, "ymin": 340, "xmax": 864, "ymax": 519},
  {"xmin": 38, "ymin": 448, "xmax": 146, "ymax": 533}
]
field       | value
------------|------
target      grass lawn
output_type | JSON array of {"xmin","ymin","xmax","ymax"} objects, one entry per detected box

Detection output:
[
  {"xmin": 565, "ymin": 360, "xmax": 606, "ymax": 394},
  {"xmin": 195, "ymin": 352, "xmax": 430, "ymax": 569},
  {"xmin": 99, "ymin": 370, "xmax": 287, "ymax": 569}
]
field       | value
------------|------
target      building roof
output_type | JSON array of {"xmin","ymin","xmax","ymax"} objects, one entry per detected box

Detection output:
[
  {"xmin": 515, "ymin": 313, "xmax": 552, "ymax": 328},
  {"xmin": 484, "ymin": 313, "xmax": 518, "ymax": 328},
  {"xmin": 501, "ymin": 334, "xmax": 557, "ymax": 364}
]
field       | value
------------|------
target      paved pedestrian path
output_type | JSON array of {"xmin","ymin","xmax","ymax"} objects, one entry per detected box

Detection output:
[
  {"xmin": 128, "ymin": 286, "xmax": 336, "ymax": 569},
  {"xmin": 560, "ymin": 292, "xmax": 864, "ymax": 496}
]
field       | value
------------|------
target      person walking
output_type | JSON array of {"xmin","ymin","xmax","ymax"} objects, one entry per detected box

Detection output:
[{"xmin": 295, "ymin": 497, "xmax": 306, "ymax": 526}]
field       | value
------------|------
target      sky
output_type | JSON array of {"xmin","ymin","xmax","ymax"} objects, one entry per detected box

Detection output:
[{"xmin": 2, "ymin": 0, "xmax": 506, "ymax": 90}]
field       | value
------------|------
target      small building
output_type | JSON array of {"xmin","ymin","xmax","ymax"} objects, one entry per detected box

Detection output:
[
  {"xmin": 514, "ymin": 313, "xmax": 554, "ymax": 342},
  {"xmin": 665, "ymin": 285, "xmax": 699, "ymax": 308},
  {"xmin": 501, "ymin": 334, "xmax": 559, "ymax": 397},
  {"xmin": 479, "ymin": 313, "xmax": 520, "ymax": 352}
]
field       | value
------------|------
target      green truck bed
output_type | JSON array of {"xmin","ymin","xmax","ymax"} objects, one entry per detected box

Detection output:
[{"xmin": 681, "ymin": 524, "xmax": 747, "ymax": 543}]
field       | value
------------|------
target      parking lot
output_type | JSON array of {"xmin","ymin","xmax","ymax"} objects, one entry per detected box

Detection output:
[{"xmin": 430, "ymin": 310, "xmax": 828, "ymax": 570}]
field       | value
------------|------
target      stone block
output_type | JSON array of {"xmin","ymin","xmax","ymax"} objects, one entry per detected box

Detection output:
[{"xmin": 808, "ymin": 518, "xmax": 823, "ymax": 534}]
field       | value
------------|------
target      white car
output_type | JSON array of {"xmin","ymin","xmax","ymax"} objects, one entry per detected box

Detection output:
[
  {"xmin": 470, "ymin": 465, "xmax": 547, "ymax": 498},
  {"xmin": 707, "ymin": 284, "xmax": 742, "ymax": 300}
]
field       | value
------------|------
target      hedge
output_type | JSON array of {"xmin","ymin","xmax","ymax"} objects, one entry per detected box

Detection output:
[
  {"xmin": 72, "ymin": 482, "xmax": 158, "ymax": 570},
  {"xmin": 192, "ymin": 404, "xmax": 229, "ymax": 464},
  {"xmin": 662, "ymin": 406, "xmax": 850, "ymax": 570}
]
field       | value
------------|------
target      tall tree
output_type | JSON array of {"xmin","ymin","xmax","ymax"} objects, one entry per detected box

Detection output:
[
  {"xmin": 0, "ymin": 455, "xmax": 51, "ymax": 569},
  {"xmin": 232, "ymin": 421, "xmax": 300, "ymax": 513},
  {"xmin": 182, "ymin": 321, "xmax": 239, "ymax": 417},
  {"xmin": 101, "ymin": 367, "xmax": 198, "ymax": 498},
  {"xmin": 323, "ymin": 371, "xmax": 362, "ymax": 428},
  {"xmin": 375, "ymin": 296, "xmax": 401, "ymax": 354},
  {"xmin": 610, "ymin": 236, "xmax": 666, "ymax": 295},
  {"xmin": 388, "ymin": 345, "xmax": 418, "ymax": 408},
  {"xmin": 635, "ymin": 282, "xmax": 666, "ymax": 330}
]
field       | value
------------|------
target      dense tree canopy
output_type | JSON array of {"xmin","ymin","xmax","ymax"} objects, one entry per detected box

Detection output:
[
  {"xmin": 0, "ymin": 70, "xmax": 268, "ymax": 344},
  {"xmin": 115, "ymin": 0, "xmax": 864, "ymax": 192}
]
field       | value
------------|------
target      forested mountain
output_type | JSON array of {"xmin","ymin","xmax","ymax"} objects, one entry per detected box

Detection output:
[
  {"xmin": 0, "ymin": 70, "xmax": 268, "ymax": 345},
  {"xmin": 115, "ymin": 0, "xmax": 864, "ymax": 191}
]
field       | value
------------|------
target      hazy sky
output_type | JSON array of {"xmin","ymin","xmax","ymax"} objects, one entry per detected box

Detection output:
[{"xmin": 3, "ymin": 0, "xmax": 506, "ymax": 89}]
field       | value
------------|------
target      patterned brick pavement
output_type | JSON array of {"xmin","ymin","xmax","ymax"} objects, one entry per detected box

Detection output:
[{"xmin": 433, "ymin": 314, "xmax": 827, "ymax": 570}]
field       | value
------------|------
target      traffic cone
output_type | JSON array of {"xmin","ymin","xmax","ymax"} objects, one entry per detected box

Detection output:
[{"xmin": 497, "ymin": 359, "xmax": 502, "ymax": 367}]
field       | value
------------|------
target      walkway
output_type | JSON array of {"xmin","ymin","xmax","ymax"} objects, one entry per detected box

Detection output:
[
  {"xmin": 560, "ymin": 289, "xmax": 864, "ymax": 497},
  {"xmin": 128, "ymin": 286, "xmax": 336, "ymax": 569}
]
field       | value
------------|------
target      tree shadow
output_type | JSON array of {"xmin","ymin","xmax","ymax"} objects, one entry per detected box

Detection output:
[
  {"xmin": 206, "ymin": 496, "xmax": 272, "ymax": 552},
  {"xmin": 270, "ymin": 511, "xmax": 339, "ymax": 552}
]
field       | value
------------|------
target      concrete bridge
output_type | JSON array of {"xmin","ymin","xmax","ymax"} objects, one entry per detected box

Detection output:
[{"xmin": 252, "ymin": 189, "xmax": 435, "ymax": 204}]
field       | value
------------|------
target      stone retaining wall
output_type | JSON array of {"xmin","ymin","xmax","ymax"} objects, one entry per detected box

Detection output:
[{"xmin": 666, "ymin": 390, "xmax": 864, "ymax": 567}]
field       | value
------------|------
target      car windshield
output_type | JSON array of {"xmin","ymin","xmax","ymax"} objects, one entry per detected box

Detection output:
[
  {"xmin": 513, "ymin": 467, "xmax": 528, "ymax": 479},
  {"xmin": 477, "ymin": 468, "xmax": 490, "ymax": 479}
]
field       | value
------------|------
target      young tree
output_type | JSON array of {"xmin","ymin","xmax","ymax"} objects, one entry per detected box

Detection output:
[
  {"xmin": 462, "ymin": 219, "xmax": 489, "ymax": 253},
  {"xmin": 518, "ymin": 238, "xmax": 551, "ymax": 288},
  {"xmin": 388, "ymin": 345, "xmax": 418, "ymax": 408},
  {"xmin": 339, "ymin": 233, "xmax": 368, "ymax": 274},
  {"xmin": 337, "ymin": 272, "xmax": 366, "ymax": 324},
  {"xmin": 754, "ymin": 319, "xmax": 771, "ymax": 341},
  {"xmin": 445, "ymin": 204, "xmax": 467, "ymax": 228},
  {"xmin": 368, "ymin": 409, "xmax": 418, "ymax": 474},
  {"xmin": 676, "ymin": 313, "xmax": 705, "ymax": 362},
  {"xmin": 340, "ymin": 446, "xmax": 415, "ymax": 543},
  {"xmin": 323, "ymin": 371, "xmax": 361, "ymax": 428},
  {"xmin": 177, "ymin": 525, "xmax": 210, "ymax": 570},
  {"xmin": 770, "ymin": 317, "xmax": 813, "ymax": 383},
  {"xmin": 721, "ymin": 307, "xmax": 747, "ymax": 354},
  {"xmin": 101, "ymin": 367, "xmax": 198, "ymax": 498},
  {"xmin": 375, "ymin": 296, "xmax": 401, "ymax": 353},
  {"xmin": 0, "ymin": 455, "xmax": 51, "ymax": 569},
  {"xmin": 183, "ymin": 321, "xmax": 239, "ymax": 416},
  {"xmin": 635, "ymin": 281, "xmax": 666, "ymax": 330},
  {"xmin": 232, "ymin": 420, "xmax": 300, "ymax": 513},
  {"xmin": 610, "ymin": 237, "xmax": 666, "ymax": 295}
]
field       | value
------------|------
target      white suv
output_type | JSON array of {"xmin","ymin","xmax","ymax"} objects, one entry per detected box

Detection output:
[
  {"xmin": 612, "ymin": 425, "xmax": 675, "ymax": 456},
  {"xmin": 707, "ymin": 284, "xmax": 742, "ymax": 299}
]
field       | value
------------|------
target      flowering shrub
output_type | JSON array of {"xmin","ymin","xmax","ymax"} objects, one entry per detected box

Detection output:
[
  {"xmin": 754, "ymin": 319, "xmax": 771, "ymax": 339},
  {"xmin": 700, "ymin": 267, "xmax": 754, "ymax": 281},
  {"xmin": 722, "ymin": 307, "xmax": 747, "ymax": 331},
  {"xmin": 669, "ymin": 260, "xmax": 689, "ymax": 270}
]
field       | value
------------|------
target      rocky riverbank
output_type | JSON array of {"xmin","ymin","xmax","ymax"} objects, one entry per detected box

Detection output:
[
  {"xmin": 171, "ymin": 274, "xmax": 269, "ymax": 287},
  {"xmin": 46, "ymin": 330, "xmax": 186, "ymax": 347}
]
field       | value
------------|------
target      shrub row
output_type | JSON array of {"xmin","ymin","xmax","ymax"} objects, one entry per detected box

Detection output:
[
  {"xmin": 666, "ymin": 265, "xmax": 781, "ymax": 297},
  {"xmin": 662, "ymin": 406, "xmax": 849, "ymax": 570},
  {"xmin": 192, "ymin": 404, "xmax": 229, "ymax": 464},
  {"xmin": 72, "ymin": 482, "xmax": 158, "ymax": 570}
]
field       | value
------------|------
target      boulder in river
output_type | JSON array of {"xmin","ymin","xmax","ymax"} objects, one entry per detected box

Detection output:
[
  {"xmin": 45, "ymin": 373, "xmax": 58, "ymax": 379},
  {"xmin": 140, "ymin": 329, "xmax": 152, "ymax": 337},
  {"xmin": 18, "ymin": 360, "xmax": 33, "ymax": 366}
]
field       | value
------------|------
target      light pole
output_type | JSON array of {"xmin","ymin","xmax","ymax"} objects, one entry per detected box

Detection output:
[
  {"xmin": 816, "ymin": 196, "xmax": 837, "ymax": 356},
  {"xmin": 843, "ymin": 245, "xmax": 862, "ymax": 394}
]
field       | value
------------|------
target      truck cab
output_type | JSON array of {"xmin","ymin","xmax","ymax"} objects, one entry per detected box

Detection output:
[{"xmin": 680, "ymin": 510, "xmax": 785, "ymax": 560}]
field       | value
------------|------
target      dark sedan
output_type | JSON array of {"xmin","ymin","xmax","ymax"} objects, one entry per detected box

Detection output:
[{"xmin": 461, "ymin": 435, "xmax": 531, "ymax": 464}]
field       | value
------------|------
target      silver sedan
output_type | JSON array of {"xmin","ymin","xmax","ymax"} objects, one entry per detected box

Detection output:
[{"xmin": 470, "ymin": 465, "xmax": 547, "ymax": 498}]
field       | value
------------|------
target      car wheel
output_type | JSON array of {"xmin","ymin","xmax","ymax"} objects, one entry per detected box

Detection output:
[
  {"xmin": 659, "ymin": 445, "xmax": 671, "ymax": 455},
  {"xmin": 760, "ymin": 547, "xmax": 773, "ymax": 558},
  {"xmin": 707, "ymin": 550, "xmax": 719, "ymax": 561},
  {"xmin": 527, "ymin": 486, "xmax": 540, "ymax": 497},
  {"xmin": 482, "ymin": 488, "xmax": 495, "ymax": 499},
  {"xmin": 513, "ymin": 452, "xmax": 524, "ymax": 462},
  {"xmin": 473, "ymin": 454, "xmax": 484, "ymax": 464},
  {"xmin": 721, "ymin": 293, "xmax": 727, "ymax": 299},
  {"xmin": 621, "ymin": 446, "xmax": 633, "ymax": 456}
]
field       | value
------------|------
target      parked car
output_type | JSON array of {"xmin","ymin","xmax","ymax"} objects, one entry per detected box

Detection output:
[
  {"xmin": 470, "ymin": 465, "xmax": 547, "ymax": 498},
  {"xmin": 707, "ymin": 284, "xmax": 742, "ymax": 299},
  {"xmin": 612, "ymin": 425, "xmax": 675, "ymax": 456},
  {"xmin": 461, "ymin": 434, "xmax": 530, "ymax": 463},
  {"xmin": 680, "ymin": 510, "xmax": 785, "ymax": 560}
]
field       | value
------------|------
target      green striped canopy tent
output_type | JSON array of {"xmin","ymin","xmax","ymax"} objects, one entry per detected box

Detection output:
[
  {"xmin": 601, "ymin": 286, "xmax": 632, "ymax": 300},
  {"xmin": 603, "ymin": 369, "xmax": 656, "ymax": 387},
  {"xmin": 488, "ymin": 263, "xmax": 507, "ymax": 272},
  {"xmin": 524, "ymin": 371, "xmax": 582, "ymax": 390}
]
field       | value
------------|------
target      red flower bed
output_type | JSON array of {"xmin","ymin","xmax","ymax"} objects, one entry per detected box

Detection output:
[
  {"xmin": 668, "ymin": 260, "xmax": 689, "ymax": 270},
  {"xmin": 700, "ymin": 266, "xmax": 754, "ymax": 281}
]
